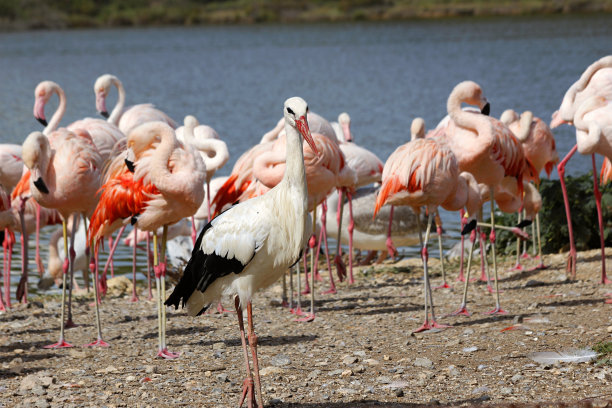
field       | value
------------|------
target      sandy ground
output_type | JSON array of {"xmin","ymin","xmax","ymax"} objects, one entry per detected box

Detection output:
[{"xmin": 1, "ymin": 248, "xmax": 612, "ymax": 408}]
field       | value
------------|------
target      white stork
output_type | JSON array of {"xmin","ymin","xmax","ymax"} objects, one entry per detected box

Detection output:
[{"xmin": 166, "ymin": 97, "xmax": 318, "ymax": 408}]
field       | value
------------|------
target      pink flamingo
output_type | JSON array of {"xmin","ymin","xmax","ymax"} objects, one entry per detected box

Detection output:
[
  {"xmin": 552, "ymin": 55, "xmax": 612, "ymax": 283},
  {"xmin": 20, "ymin": 128, "xmax": 103, "ymax": 348},
  {"xmin": 166, "ymin": 97, "xmax": 318, "ymax": 408},
  {"xmin": 176, "ymin": 115, "xmax": 229, "ymax": 240},
  {"xmin": 94, "ymin": 74, "xmax": 177, "ymax": 136},
  {"xmin": 438, "ymin": 81, "xmax": 537, "ymax": 315},
  {"xmin": 374, "ymin": 135, "xmax": 481, "ymax": 332},
  {"xmin": 501, "ymin": 109, "xmax": 559, "ymax": 270},
  {"xmin": 0, "ymin": 193, "xmax": 62, "ymax": 305},
  {"xmin": 33, "ymin": 80, "xmax": 124, "ymax": 162},
  {"xmin": 331, "ymin": 112, "xmax": 384, "ymax": 284},
  {"xmin": 89, "ymin": 121, "xmax": 205, "ymax": 358}
]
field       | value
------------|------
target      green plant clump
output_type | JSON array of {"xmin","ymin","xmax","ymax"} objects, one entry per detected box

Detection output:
[
  {"xmin": 487, "ymin": 172, "xmax": 612, "ymax": 256},
  {"xmin": 592, "ymin": 341, "xmax": 612, "ymax": 366}
]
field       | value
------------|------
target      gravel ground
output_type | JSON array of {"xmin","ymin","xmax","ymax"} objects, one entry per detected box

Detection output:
[{"xmin": 1, "ymin": 249, "xmax": 612, "ymax": 408}]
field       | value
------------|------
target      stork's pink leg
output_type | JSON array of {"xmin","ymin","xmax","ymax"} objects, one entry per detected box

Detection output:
[
  {"xmin": 235, "ymin": 297, "xmax": 258, "ymax": 408},
  {"xmin": 320, "ymin": 201, "xmax": 337, "ymax": 294},
  {"xmin": 291, "ymin": 255, "xmax": 307, "ymax": 317},
  {"xmin": 35, "ymin": 203, "xmax": 44, "ymax": 277},
  {"xmin": 385, "ymin": 205, "xmax": 397, "ymax": 258},
  {"xmin": 130, "ymin": 226, "xmax": 139, "ymax": 302},
  {"xmin": 591, "ymin": 155, "xmax": 610, "ymax": 284},
  {"xmin": 302, "ymin": 234, "xmax": 315, "ymax": 295},
  {"xmin": 246, "ymin": 302, "xmax": 264, "ymax": 408},
  {"xmin": 346, "ymin": 190, "xmax": 355, "ymax": 284},
  {"xmin": 558, "ymin": 145, "xmax": 578, "ymax": 279}
]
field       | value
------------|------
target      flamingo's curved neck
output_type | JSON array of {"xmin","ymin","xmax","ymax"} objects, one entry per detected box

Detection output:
[
  {"xmin": 148, "ymin": 126, "xmax": 181, "ymax": 195},
  {"xmin": 515, "ymin": 112, "xmax": 533, "ymax": 143},
  {"xmin": 252, "ymin": 148, "xmax": 286, "ymax": 189},
  {"xmin": 574, "ymin": 96, "xmax": 606, "ymax": 134},
  {"xmin": 44, "ymin": 85, "xmax": 67, "ymax": 135},
  {"xmin": 109, "ymin": 77, "xmax": 126, "ymax": 125},
  {"xmin": 198, "ymin": 139, "xmax": 229, "ymax": 178}
]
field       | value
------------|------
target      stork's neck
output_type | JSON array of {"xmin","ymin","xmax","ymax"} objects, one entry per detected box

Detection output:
[
  {"xmin": 109, "ymin": 76, "xmax": 126, "ymax": 125},
  {"xmin": 44, "ymin": 85, "xmax": 66, "ymax": 135},
  {"xmin": 282, "ymin": 123, "xmax": 307, "ymax": 195}
]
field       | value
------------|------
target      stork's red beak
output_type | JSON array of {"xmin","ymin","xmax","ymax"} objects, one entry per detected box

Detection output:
[{"xmin": 296, "ymin": 115, "xmax": 319, "ymax": 155}]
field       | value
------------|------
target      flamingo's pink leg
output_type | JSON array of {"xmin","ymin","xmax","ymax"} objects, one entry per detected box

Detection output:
[
  {"xmin": 35, "ymin": 203, "xmax": 44, "ymax": 277},
  {"xmin": 592, "ymin": 155, "xmax": 610, "ymax": 284},
  {"xmin": 107, "ymin": 237, "xmax": 115, "ymax": 278},
  {"xmin": 385, "ymin": 206, "xmax": 397, "ymax": 258},
  {"xmin": 557, "ymin": 145, "xmax": 578, "ymax": 279},
  {"xmin": 83, "ymin": 244, "xmax": 109, "ymax": 347},
  {"xmin": 130, "ymin": 225, "xmax": 139, "ymax": 302},
  {"xmin": 320, "ymin": 201, "xmax": 337, "ymax": 295},
  {"xmin": 448, "ymin": 229, "xmax": 477, "ymax": 317},
  {"xmin": 101, "ymin": 225, "xmax": 126, "ymax": 297},
  {"xmin": 146, "ymin": 233, "xmax": 153, "ymax": 300},
  {"xmin": 333, "ymin": 189, "xmax": 347, "ymax": 284},
  {"xmin": 346, "ymin": 190, "xmax": 355, "ymax": 284},
  {"xmin": 457, "ymin": 210, "xmax": 466, "ymax": 282}
]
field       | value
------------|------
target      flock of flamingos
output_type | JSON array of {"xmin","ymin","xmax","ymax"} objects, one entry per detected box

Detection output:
[{"xmin": 1, "ymin": 55, "xmax": 612, "ymax": 407}]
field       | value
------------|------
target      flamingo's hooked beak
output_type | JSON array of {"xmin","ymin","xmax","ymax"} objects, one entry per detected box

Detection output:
[
  {"xmin": 33, "ymin": 97, "xmax": 48, "ymax": 127},
  {"xmin": 125, "ymin": 158, "xmax": 135, "ymax": 173},
  {"xmin": 342, "ymin": 122, "xmax": 353, "ymax": 142},
  {"xmin": 481, "ymin": 101, "xmax": 490, "ymax": 116},
  {"xmin": 296, "ymin": 115, "xmax": 319, "ymax": 155},
  {"xmin": 96, "ymin": 90, "xmax": 109, "ymax": 119},
  {"xmin": 33, "ymin": 177, "xmax": 49, "ymax": 194},
  {"xmin": 461, "ymin": 219, "xmax": 477, "ymax": 235}
]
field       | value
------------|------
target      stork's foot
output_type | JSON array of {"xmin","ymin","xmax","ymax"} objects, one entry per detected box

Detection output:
[
  {"xmin": 238, "ymin": 377, "xmax": 258, "ymax": 408},
  {"xmin": 446, "ymin": 304, "xmax": 471, "ymax": 317},
  {"xmin": 44, "ymin": 338, "xmax": 73, "ymax": 349},
  {"xmin": 83, "ymin": 338, "xmax": 110, "ymax": 348},
  {"xmin": 484, "ymin": 306, "xmax": 508, "ymax": 315},
  {"xmin": 157, "ymin": 348, "xmax": 180, "ymax": 359},
  {"xmin": 434, "ymin": 281, "xmax": 451, "ymax": 290}
]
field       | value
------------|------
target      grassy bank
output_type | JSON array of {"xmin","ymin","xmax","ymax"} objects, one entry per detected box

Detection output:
[{"xmin": 1, "ymin": 0, "xmax": 611, "ymax": 30}]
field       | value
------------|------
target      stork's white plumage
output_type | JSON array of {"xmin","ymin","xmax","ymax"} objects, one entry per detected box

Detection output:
[{"xmin": 166, "ymin": 97, "xmax": 318, "ymax": 408}]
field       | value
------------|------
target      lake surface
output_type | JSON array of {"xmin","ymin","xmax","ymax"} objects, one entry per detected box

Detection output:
[{"xmin": 1, "ymin": 15, "xmax": 611, "ymax": 295}]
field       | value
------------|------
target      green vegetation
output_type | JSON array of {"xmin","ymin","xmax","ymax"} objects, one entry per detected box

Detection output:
[
  {"xmin": 491, "ymin": 173, "xmax": 612, "ymax": 256},
  {"xmin": 592, "ymin": 341, "xmax": 612, "ymax": 366},
  {"xmin": 1, "ymin": 0, "xmax": 611, "ymax": 30}
]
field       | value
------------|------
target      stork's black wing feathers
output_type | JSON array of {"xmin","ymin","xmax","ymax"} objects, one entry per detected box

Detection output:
[{"xmin": 165, "ymin": 219, "xmax": 247, "ymax": 316}]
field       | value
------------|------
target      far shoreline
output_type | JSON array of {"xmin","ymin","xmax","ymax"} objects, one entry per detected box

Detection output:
[{"xmin": 1, "ymin": 1, "xmax": 611, "ymax": 32}]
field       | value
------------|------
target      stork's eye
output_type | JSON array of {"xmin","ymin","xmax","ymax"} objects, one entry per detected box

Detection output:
[{"xmin": 286, "ymin": 107, "xmax": 295, "ymax": 115}]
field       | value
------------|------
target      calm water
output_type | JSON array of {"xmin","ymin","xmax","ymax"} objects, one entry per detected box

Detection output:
[{"xmin": 1, "ymin": 15, "xmax": 611, "ymax": 294}]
